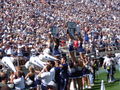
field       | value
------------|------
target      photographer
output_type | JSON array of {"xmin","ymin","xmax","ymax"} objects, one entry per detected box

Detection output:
[{"xmin": 103, "ymin": 53, "xmax": 116, "ymax": 83}]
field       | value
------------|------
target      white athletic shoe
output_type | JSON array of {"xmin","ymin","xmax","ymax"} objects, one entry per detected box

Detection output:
[
  {"xmin": 88, "ymin": 86, "xmax": 92, "ymax": 89},
  {"xmin": 83, "ymin": 87, "xmax": 85, "ymax": 90},
  {"xmin": 91, "ymin": 84, "xmax": 94, "ymax": 86},
  {"xmin": 108, "ymin": 80, "xmax": 112, "ymax": 83},
  {"xmin": 85, "ymin": 85, "xmax": 88, "ymax": 88}
]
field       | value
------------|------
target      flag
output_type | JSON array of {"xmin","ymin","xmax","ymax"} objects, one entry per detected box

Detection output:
[
  {"xmin": 1, "ymin": 57, "xmax": 16, "ymax": 72},
  {"xmin": 29, "ymin": 56, "xmax": 46, "ymax": 68},
  {"xmin": 39, "ymin": 53, "xmax": 58, "ymax": 61}
]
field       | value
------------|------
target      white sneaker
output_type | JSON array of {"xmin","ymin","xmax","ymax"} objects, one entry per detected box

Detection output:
[
  {"xmin": 108, "ymin": 80, "xmax": 112, "ymax": 83},
  {"xmin": 85, "ymin": 85, "xmax": 88, "ymax": 88},
  {"xmin": 91, "ymin": 84, "xmax": 94, "ymax": 86},
  {"xmin": 88, "ymin": 86, "xmax": 92, "ymax": 89},
  {"xmin": 111, "ymin": 79, "xmax": 115, "ymax": 82}
]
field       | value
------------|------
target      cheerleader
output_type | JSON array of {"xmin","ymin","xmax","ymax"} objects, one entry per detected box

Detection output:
[
  {"xmin": 76, "ymin": 60, "xmax": 84, "ymax": 90},
  {"xmin": 25, "ymin": 66, "xmax": 36, "ymax": 89},
  {"xmin": 52, "ymin": 37, "xmax": 61, "ymax": 58},
  {"xmin": 68, "ymin": 60, "xmax": 77, "ymax": 90},
  {"xmin": 67, "ymin": 32, "xmax": 76, "ymax": 62},
  {"xmin": 82, "ymin": 55, "xmax": 91, "ymax": 89},
  {"xmin": 76, "ymin": 34, "xmax": 86, "ymax": 60}
]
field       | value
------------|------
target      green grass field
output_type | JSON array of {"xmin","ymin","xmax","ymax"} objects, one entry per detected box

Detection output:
[{"xmin": 89, "ymin": 69, "xmax": 120, "ymax": 90}]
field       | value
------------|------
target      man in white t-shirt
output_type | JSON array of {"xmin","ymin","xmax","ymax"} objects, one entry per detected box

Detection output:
[
  {"xmin": 103, "ymin": 55, "xmax": 112, "ymax": 68},
  {"xmin": 103, "ymin": 54, "xmax": 115, "ymax": 82}
]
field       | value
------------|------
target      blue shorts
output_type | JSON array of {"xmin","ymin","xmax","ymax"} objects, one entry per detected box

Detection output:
[
  {"xmin": 53, "ymin": 49, "xmax": 61, "ymax": 56},
  {"xmin": 41, "ymin": 84, "xmax": 47, "ymax": 90},
  {"xmin": 35, "ymin": 79, "xmax": 41, "ymax": 85},
  {"xmin": 82, "ymin": 67, "xmax": 90, "ymax": 76},
  {"xmin": 68, "ymin": 45, "xmax": 74, "ymax": 52},
  {"xmin": 69, "ymin": 71, "xmax": 83, "ymax": 78},
  {"xmin": 77, "ymin": 47, "xmax": 85, "ymax": 53}
]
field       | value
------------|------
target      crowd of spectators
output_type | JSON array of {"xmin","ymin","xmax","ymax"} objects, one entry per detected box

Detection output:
[
  {"xmin": 0, "ymin": 0, "xmax": 119, "ymax": 57},
  {"xmin": 0, "ymin": 0, "xmax": 120, "ymax": 90}
]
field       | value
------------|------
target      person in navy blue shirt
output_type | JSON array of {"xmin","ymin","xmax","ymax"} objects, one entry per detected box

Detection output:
[
  {"xmin": 54, "ymin": 60, "xmax": 61, "ymax": 90},
  {"xmin": 59, "ymin": 56, "xmax": 69, "ymax": 90}
]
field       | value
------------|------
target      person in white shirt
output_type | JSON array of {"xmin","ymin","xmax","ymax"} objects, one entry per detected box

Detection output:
[
  {"xmin": 103, "ymin": 54, "xmax": 115, "ymax": 82},
  {"xmin": 49, "ymin": 61, "xmax": 55, "ymax": 82},
  {"xmin": 103, "ymin": 55, "xmax": 112, "ymax": 68},
  {"xmin": 40, "ymin": 64, "xmax": 52, "ymax": 90},
  {"xmin": 10, "ymin": 71, "xmax": 25, "ymax": 90}
]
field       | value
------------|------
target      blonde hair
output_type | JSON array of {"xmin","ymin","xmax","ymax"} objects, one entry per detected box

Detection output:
[{"xmin": 29, "ymin": 66, "xmax": 35, "ymax": 73}]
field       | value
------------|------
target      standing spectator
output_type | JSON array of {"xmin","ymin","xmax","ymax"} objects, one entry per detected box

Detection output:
[{"xmin": 103, "ymin": 53, "xmax": 116, "ymax": 83}]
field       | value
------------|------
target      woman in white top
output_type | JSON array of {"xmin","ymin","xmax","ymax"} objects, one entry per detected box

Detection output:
[
  {"xmin": 39, "ymin": 64, "xmax": 52, "ymax": 90},
  {"xmin": 10, "ymin": 71, "xmax": 25, "ymax": 90}
]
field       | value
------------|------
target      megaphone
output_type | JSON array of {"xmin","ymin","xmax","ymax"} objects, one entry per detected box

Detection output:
[
  {"xmin": 39, "ymin": 53, "xmax": 58, "ymax": 61},
  {"xmin": 29, "ymin": 56, "xmax": 46, "ymax": 68},
  {"xmin": 1, "ymin": 57, "xmax": 16, "ymax": 72}
]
